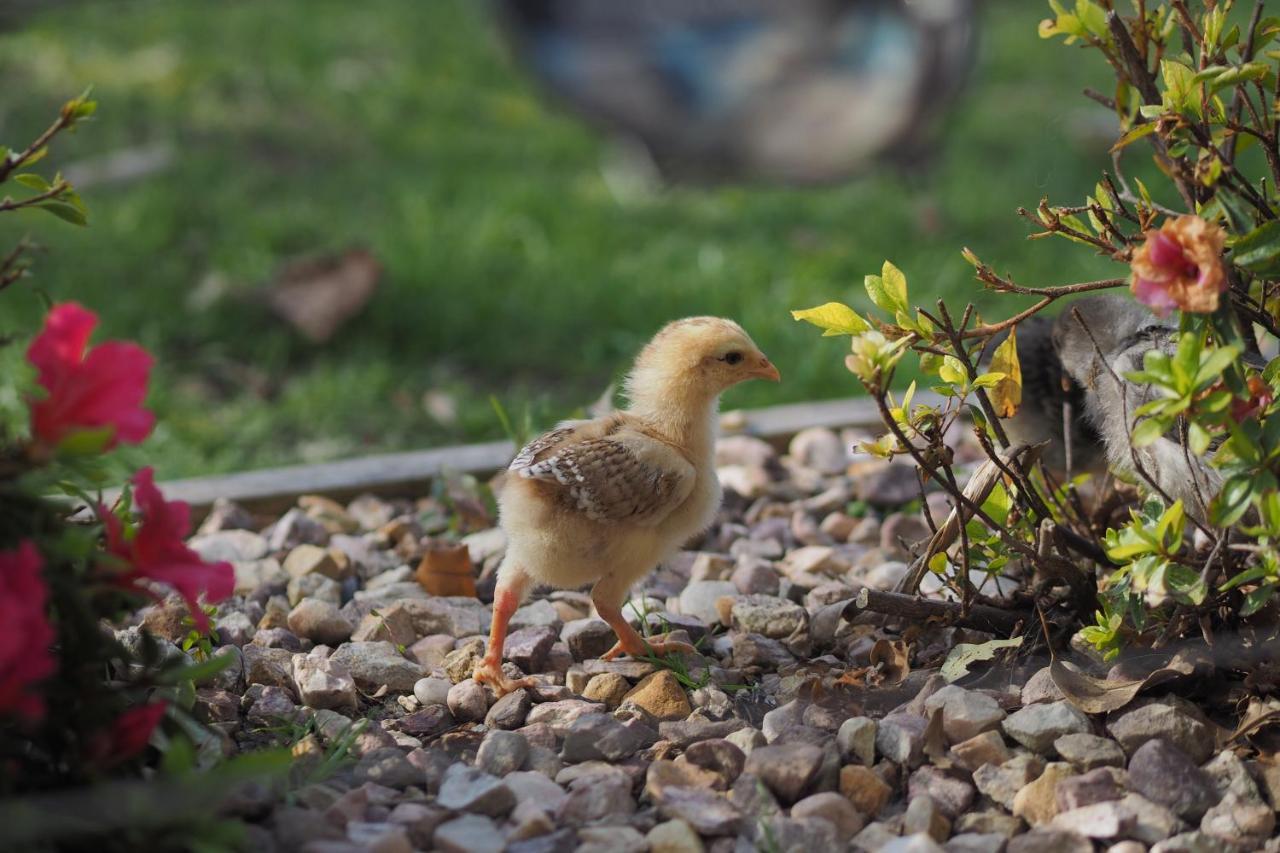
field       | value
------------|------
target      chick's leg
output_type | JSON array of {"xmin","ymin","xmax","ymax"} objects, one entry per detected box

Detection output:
[
  {"xmin": 473, "ymin": 562, "xmax": 537, "ymax": 696},
  {"xmin": 591, "ymin": 576, "xmax": 696, "ymax": 661}
]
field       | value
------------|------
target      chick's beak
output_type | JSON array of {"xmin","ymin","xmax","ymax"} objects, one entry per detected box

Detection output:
[{"xmin": 750, "ymin": 355, "xmax": 781, "ymax": 382}]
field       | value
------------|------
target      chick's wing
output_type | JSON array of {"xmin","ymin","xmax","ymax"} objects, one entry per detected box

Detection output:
[{"xmin": 513, "ymin": 426, "xmax": 695, "ymax": 526}]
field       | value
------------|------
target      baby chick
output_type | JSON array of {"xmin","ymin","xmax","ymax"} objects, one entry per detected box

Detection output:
[
  {"xmin": 474, "ymin": 318, "xmax": 780, "ymax": 695},
  {"xmin": 988, "ymin": 315, "xmax": 1105, "ymax": 476},
  {"xmin": 1051, "ymin": 295, "xmax": 1220, "ymax": 518}
]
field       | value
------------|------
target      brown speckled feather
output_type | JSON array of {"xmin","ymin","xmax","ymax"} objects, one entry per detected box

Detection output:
[{"xmin": 511, "ymin": 419, "xmax": 695, "ymax": 525}]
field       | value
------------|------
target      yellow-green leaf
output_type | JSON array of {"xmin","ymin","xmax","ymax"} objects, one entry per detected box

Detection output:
[
  {"xmin": 791, "ymin": 302, "xmax": 869, "ymax": 336},
  {"xmin": 989, "ymin": 328, "xmax": 1022, "ymax": 418}
]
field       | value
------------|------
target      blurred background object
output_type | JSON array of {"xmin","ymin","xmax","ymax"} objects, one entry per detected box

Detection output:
[
  {"xmin": 499, "ymin": 0, "xmax": 977, "ymax": 184},
  {"xmin": 0, "ymin": 0, "xmax": 1120, "ymax": 479}
]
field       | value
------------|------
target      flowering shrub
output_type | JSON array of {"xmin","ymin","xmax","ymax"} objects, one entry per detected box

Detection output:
[
  {"xmin": 795, "ymin": 1, "xmax": 1280, "ymax": 660},
  {"xmin": 0, "ymin": 96, "xmax": 257, "ymax": 838}
]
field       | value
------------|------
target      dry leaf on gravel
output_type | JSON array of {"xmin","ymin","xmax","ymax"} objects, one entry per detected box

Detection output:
[
  {"xmin": 870, "ymin": 638, "xmax": 911, "ymax": 685},
  {"xmin": 1049, "ymin": 652, "xmax": 1197, "ymax": 714}
]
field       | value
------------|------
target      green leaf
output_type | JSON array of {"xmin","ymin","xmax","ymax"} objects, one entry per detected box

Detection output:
[
  {"xmin": 1131, "ymin": 416, "xmax": 1170, "ymax": 448},
  {"xmin": 36, "ymin": 201, "xmax": 87, "ymax": 226},
  {"xmin": 1233, "ymin": 221, "xmax": 1280, "ymax": 276},
  {"xmin": 940, "ymin": 637, "xmax": 1023, "ymax": 683},
  {"xmin": 56, "ymin": 426, "xmax": 115, "ymax": 456},
  {"xmin": 989, "ymin": 328, "xmax": 1022, "ymax": 418},
  {"xmin": 158, "ymin": 653, "xmax": 235, "ymax": 686},
  {"xmin": 1242, "ymin": 582, "xmax": 1276, "ymax": 617},
  {"xmin": 938, "ymin": 356, "xmax": 967, "ymax": 386},
  {"xmin": 1212, "ymin": 473, "xmax": 1258, "ymax": 526},
  {"xmin": 791, "ymin": 302, "xmax": 870, "ymax": 336},
  {"xmin": 12, "ymin": 173, "xmax": 50, "ymax": 191},
  {"xmin": 1189, "ymin": 422, "xmax": 1212, "ymax": 456},
  {"xmin": 880, "ymin": 261, "xmax": 908, "ymax": 311},
  {"xmin": 1110, "ymin": 122, "xmax": 1156, "ymax": 152}
]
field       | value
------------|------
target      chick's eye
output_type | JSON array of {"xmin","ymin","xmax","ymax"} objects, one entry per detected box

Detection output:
[{"xmin": 722, "ymin": 352, "xmax": 744, "ymax": 365}]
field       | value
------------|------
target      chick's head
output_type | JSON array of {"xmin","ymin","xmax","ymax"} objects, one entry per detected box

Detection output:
[
  {"xmin": 1051, "ymin": 295, "xmax": 1169, "ymax": 388},
  {"xmin": 627, "ymin": 317, "xmax": 780, "ymax": 401}
]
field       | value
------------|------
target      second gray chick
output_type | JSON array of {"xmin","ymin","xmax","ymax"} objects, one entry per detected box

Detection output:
[{"xmin": 1051, "ymin": 294, "xmax": 1220, "ymax": 520}]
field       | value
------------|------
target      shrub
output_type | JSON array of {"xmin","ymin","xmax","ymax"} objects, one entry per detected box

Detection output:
[{"xmin": 795, "ymin": 0, "xmax": 1280, "ymax": 659}]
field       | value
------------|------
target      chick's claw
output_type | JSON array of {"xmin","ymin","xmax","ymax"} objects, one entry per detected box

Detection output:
[{"xmin": 472, "ymin": 658, "xmax": 536, "ymax": 697}]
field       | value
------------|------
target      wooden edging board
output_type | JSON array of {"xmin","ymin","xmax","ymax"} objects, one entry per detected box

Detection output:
[{"xmin": 140, "ymin": 393, "xmax": 940, "ymax": 522}]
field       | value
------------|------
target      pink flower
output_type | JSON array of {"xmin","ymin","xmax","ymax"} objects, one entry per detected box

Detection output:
[
  {"xmin": 1232, "ymin": 375, "xmax": 1274, "ymax": 423},
  {"xmin": 0, "ymin": 541, "xmax": 57, "ymax": 722},
  {"xmin": 27, "ymin": 302, "xmax": 154, "ymax": 452},
  {"xmin": 88, "ymin": 701, "xmax": 167, "ymax": 767},
  {"xmin": 104, "ymin": 468, "xmax": 233, "ymax": 631},
  {"xmin": 1130, "ymin": 216, "xmax": 1228, "ymax": 316}
]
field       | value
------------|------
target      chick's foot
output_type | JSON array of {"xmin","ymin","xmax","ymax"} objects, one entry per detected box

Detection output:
[
  {"xmin": 472, "ymin": 657, "xmax": 536, "ymax": 697},
  {"xmin": 602, "ymin": 632, "xmax": 697, "ymax": 661}
]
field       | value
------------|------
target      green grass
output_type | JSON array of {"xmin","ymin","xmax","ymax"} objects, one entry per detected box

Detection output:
[{"xmin": 0, "ymin": 0, "xmax": 1125, "ymax": 478}]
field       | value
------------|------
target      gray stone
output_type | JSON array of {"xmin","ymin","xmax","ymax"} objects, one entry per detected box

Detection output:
[
  {"xmin": 485, "ymin": 688, "xmax": 532, "ymax": 730},
  {"xmin": 730, "ymin": 595, "xmax": 807, "ymax": 639},
  {"xmin": 292, "ymin": 649, "xmax": 357, "ymax": 711},
  {"xmin": 1121, "ymin": 793, "xmax": 1187, "ymax": 845},
  {"xmin": 476, "ymin": 729, "xmax": 529, "ymax": 777},
  {"xmin": 510, "ymin": 598, "xmax": 562, "ymax": 632},
  {"xmin": 683, "ymin": 738, "xmax": 746, "ymax": 789},
  {"xmin": 1128, "ymin": 739, "xmax": 1220, "ymax": 821},
  {"xmin": 973, "ymin": 754, "xmax": 1044, "ymax": 810},
  {"xmin": 1021, "ymin": 667, "xmax": 1066, "ymax": 705},
  {"xmin": 394, "ymin": 597, "xmax": 490, "ymax": 637},
  {"xmin": 655, "ymin": 786, "xmax": 743, "ymax": 836},
  {"xmin": 243, "ymin": 644, "xmax": 295, "ymax": 690},
  {"xmin": 743, "ymin": 743, "xmax": 824, "ymax": 805},
  {"xmin": 329, "ymin": 641, "xmax": 422, "ymax": 692},
  {"xmin": 940, "ymin": 690, "xmax": 1005, "ymax": 744},
  {"xmin": 903, "ymin": 795, "xmax": 952, "ymax": 842},
  {"xmin": 837, "ymin": 716, "xmax": 877, "ymax": 766},
  {"xmin": 1107, "ymin": 699, "xmax": 1214, "ymax": 763},
  {"xmin": 790, "ymin": 427, "xmax": 847, "ymax": 474},
  {"xmin": 1002, "ymin": 701, "xmax": 1092, "ymax": 754},
  {"xmin": 1054, "ymin": 733, "xmax": 1126, "ymax": 770},
  {"xmin": 561, "ymin": 713, "xmax": 643, "ymax": 763},
  {"xmin": 525, "ymin": 699, "xmax": 606, "ymax": 736},
  {"xmin": 678, "ymin": 581, "xmax": 738, "ymax": 626},
  {"xmin": 1200, "ymin": 792, "xmax": 1275, "ymax": 842},
  {"xmin": 1055, "ymin": 766, "xmax": 1123, "ymax": 812},
  {"xmin": 909, "ymin": 765, "xmax": 975, "ymax": 818},
  {"xmin": 287, "ymin": 599, "xmax": 353, "ymax": 645},
  {"xmin": 432, "ymin": 814, "xmax": 504, "ymax": 853},
  {"xmin": 191, "ymin": 529, "xmax": 269, "ymax": 564},
  {"xmin": 561, "ymin": 619, "xmax": 616, "ymax": 661},
  {"xmin": 557, "ymin": 773, "xmax": 635, "ymax": 827},
  {"xmin": 1006, "ymin": 829, "xmax": 1091, "ymax": 853},
  {"xmin": 413, "ymin": 676, "xmax": 450, "ymax": 707},
  {"xmin": 877, "ymin": 711, "xmax": 929, "ymax": 767},
  {"xmin": 353, "ymin": 748, "xmax": 421, "ymax": 789},
  {"xmin": 504, "ymin": 625, "xmax": 558, "ymax": 673},
  {"xmin": 877, "ymin": 833, "xmax": 948, "ymax": 853},
  {"xmin": 1050, "ymin": 800, "xmax": 1135, "ymax": 839},
  {"xmin": 287, "ymin": 573, "xmax": 341, "ymax": 607},
  {"xmin": 855, "ymin": 463, "xmax": 918, "ymax": 507},
  {"xmin": 731, "ymin": 557, "xmax": 780, "ymax": 596},
  {"xmin": 792, "ymin": 791, "xmax": 865, "ymax": 841},
  {"xmin": 944, "ymin": 834, "xmax": 1007, "ymax": 853},
  {"xmin": 446, "ymin": 679, "xmax": 489, "ymax": 722},
  {"xmin": 435, "ymin": 764, "xmax": 514, "ymax": 816}
]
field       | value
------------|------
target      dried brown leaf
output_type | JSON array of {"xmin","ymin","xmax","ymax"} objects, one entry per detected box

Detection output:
[{"xmin": 1050, "ymin": 653, "xmax": 1196, "ymax": 714}]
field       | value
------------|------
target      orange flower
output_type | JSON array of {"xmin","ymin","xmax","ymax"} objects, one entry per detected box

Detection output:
[
  {"xmin": 1232, "ymin": 375, "xmax": 1274, "ymax": 423},
  {"xmin": 1130, "ymin": 215, "xmax": 1227, "ymax": 316}
]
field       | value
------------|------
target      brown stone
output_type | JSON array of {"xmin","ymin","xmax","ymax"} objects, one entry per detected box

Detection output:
[
  {"xmin": 623, "ymin": 671, "xmax": 692, "ymax": 722},
  {"xmin": 839, "ymin": 764, "xmax": 891, "ymax": 818}
]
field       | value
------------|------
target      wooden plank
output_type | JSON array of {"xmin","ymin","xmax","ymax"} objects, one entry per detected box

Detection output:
[{"xmin": 138, "ymin": 393, "xmax": 938, "ymax": 520}]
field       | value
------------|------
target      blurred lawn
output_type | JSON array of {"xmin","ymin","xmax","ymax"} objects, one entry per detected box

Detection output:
[{"xmin": 0, "ymin": 0, "xmax": 1122, "ymax": 478}]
